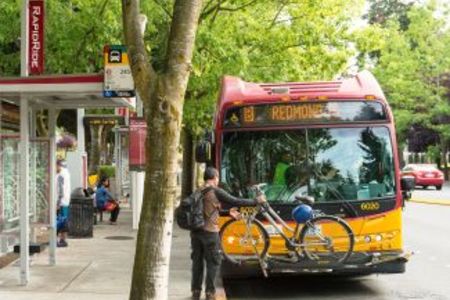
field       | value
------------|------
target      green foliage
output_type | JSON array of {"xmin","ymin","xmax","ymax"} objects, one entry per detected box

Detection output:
[
  {"xmin": 366, "ymin": 3, "xmax": 450, "ymax": 142},
  {"xmin": 0, "ymin": 0, "xmax": 21, "ymax": 74},
  {"xmin": 0, "ymin": 0, "xmax": 123, "ymax": 75},
  {"xmin": 98, "ymin": 164, "xmax": 115, "ymax": 179},
  {"xmin": 426, "ymin": 144, "xmax": 440, "ymax": 162},
  {"xmin": 182, "ymin": 0, "xmax": 366, "ymax": 136},
  {"xmin": 3, "ymin": 0, "xmax": 449, "ymax": 157},
  {"xmin": 364, "ymin": 0, "xmax": 413, "ymax": 30}
]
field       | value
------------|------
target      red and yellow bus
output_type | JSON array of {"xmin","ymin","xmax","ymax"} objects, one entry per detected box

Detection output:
[{"xmin": 197, "ymin": 71, "xmax": 412, "ymax": 277}]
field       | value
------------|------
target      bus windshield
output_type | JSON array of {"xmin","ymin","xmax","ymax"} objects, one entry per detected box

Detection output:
[{"xmin": 220, "ymin": 127, "xmax": 396, "ymax": 203}]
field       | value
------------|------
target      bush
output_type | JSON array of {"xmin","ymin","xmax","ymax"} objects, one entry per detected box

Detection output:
[{"xmin": 98, "ymin": 165, "xmax": 115, "ymax": 179}]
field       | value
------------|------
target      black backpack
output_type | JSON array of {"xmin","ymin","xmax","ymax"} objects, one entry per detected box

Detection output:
[{"xmin": 175, "ymin": 187, "xmax": 212, "ymax": 230}]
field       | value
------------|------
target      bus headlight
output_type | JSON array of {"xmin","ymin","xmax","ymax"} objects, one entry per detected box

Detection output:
[
  {"xmin": 364, "ymin": 236, "xmax": 371, "ymax": 243},
  {"xmin": 375, "ymin": 234, "xmax": 383, "ymax": 242}
]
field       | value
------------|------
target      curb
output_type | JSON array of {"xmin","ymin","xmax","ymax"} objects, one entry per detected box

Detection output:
[{"xmin": 409, "ymin": 198, "xmax": 450, "ymax": 206}]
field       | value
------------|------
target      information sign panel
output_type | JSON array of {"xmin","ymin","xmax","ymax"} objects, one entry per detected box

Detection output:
[
  {"xmin": 103, "ymin": 45, "xmax": 135, "ymax": 98},
  {"xmin": 28, "ymin": 0, "xmax": 45, "ymax": 75}
]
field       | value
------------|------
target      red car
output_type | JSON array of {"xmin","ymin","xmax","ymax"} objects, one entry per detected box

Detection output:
[{"xmin": 401, "ymin": 164, "xmax": 444, "ymax": 190}]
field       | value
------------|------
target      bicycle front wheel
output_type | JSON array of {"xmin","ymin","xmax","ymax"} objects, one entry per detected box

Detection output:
[
  {"xmin": 299, "ymin": 216, "xmax": 354, "ymax": 264},
  {"xmin": 220, "ymin": 218, "xmax": 269, "ymax": 265}
]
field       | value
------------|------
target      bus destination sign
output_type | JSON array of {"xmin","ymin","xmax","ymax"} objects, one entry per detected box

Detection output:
[{"xmin": 223, "ymin": 101, "xmax": 387, "ymax": 128}]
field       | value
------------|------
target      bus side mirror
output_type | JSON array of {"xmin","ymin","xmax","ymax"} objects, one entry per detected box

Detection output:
[
  {"xmin": 400, "ymin": 176, "xmax": 415, "ymax": 191},
  {"xmin": 401, "ymin": 176, "xmax": 415, "ymax": 206},
  {"xmin": 195, "ymin": 141, "xmax": 211, "ymax": 163}
]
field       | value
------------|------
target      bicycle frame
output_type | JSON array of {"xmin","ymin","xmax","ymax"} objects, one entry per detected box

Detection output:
[
  {"xmin": 242, "ymin": 203, "xmax": 312, "ymax": 250},
  {"xmin": 224, "ymin": 200, "xmax": 355, "ymax": 277}
]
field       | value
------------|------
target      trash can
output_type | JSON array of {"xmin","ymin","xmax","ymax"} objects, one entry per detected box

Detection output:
[{"xmin": 68, "ymin": 187, "xmax": 94, "ymax": 238}]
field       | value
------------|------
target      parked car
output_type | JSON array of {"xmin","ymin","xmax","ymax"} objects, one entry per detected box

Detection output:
[{"xmin": 401, "ymin": 164, "xmax": 444, "ymax": 190}]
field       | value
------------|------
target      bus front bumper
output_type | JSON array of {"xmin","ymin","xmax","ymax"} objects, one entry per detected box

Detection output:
[{"xmin": 221, "ymin": 250, "xmax": 412, "ymax": 278}]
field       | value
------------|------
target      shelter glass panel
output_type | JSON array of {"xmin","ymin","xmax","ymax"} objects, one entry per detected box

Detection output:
[{"xmin": 0, "ymin": 136, "xmax": 50, "ymax": 233}]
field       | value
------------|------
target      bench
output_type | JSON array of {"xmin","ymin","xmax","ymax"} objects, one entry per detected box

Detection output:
[{"xmin": 94, "ymin": 208, "xmax": 104, "ymax": 225}]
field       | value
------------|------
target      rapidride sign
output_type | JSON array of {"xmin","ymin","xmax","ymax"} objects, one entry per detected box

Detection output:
[{"xmin": 28, "ymin": 0, "xmax": 44, "ymax": 75}]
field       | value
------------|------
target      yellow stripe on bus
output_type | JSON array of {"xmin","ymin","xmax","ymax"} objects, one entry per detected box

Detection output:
[{"xmin": 219, "ymin": 207, "xmax": 402, "ymax": 255}]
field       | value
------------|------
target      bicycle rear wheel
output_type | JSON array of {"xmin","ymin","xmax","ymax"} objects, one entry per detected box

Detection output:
[
  {"xmin": 299, "ymin": 215, "xmax": 354, "ymax": 264},
  {"xmin": 220, "ymin": 218, "xmax": 269, "ymax": 265}
]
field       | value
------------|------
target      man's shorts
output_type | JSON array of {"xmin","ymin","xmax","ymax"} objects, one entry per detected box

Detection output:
[
  {"xmin": 60, "ymin": 206, "xmax": 69, "ymax": 218},
  {"xmin": 57, "ymin": 206, "xmax": 70, "ymax": 233}
]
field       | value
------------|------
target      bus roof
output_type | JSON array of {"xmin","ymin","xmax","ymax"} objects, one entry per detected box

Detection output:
[{"xmin": 217, "ymin": 70, "xmax": 386, "ymax": 112}]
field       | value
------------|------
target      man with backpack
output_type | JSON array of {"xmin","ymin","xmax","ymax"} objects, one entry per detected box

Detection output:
[{"xmin": 188, "ymin": 167, "xmax": 266, "ymax": 300}]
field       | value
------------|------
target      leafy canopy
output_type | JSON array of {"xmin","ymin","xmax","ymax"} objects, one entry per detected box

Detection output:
[
  {"xmin": 0, "ymin": 0, "xmax": 122, "ymax": 75},
  {"xmin": 368, "ymin": 3, "xmax": 450, "ymax": 142}
]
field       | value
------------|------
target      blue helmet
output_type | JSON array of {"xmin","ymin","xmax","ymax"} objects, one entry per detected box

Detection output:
[{"xmin": 292, "ymin": 204, "xmax": 313, "ymax": 223}]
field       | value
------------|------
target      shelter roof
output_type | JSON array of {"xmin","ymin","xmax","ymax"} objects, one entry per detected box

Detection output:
[{"xmin": 0, "ymin": 74, "xmax": 134, "ymax": 109}]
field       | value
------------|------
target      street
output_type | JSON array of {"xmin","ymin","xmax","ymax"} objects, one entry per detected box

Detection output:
[
  {"xmin": 411, "ymin": 181, "xmax": 450, "ymax": 201},
  {"xmin": 223, "ymin": 188, "xmax": 450, "ymax": 300}
]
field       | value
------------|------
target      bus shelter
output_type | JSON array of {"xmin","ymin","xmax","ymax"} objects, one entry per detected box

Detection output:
[{"xmin": 0, "ymin": 74, "xmax": 134, "ymax": 285}]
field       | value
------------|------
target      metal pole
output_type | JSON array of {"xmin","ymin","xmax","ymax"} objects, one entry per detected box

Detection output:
[
  {"xmin": 131, "ymin": 93, "xmax": 144, "ymax": 229},
  {"xmin": 131, "ymin": 172, "xmax": 138, "ymax": 230},
  {"xmin": 115, "ymin": 129, "xmax": 122, "ymax": 199},
  {"xmin": 20, "ymin": 0, "xmax": 29, "ymax": 77},
  {"xmin": 48, "ymin": 108, "xmax": 57, "ymax": 265},
  {"xmin": 20, "ymin": 0, "xmax": 30, "ymax": 285},
  {"xmin": 77, "ymin": 109, "xmax": 85, "ymax": 152},
  {"xmin": 77, "ymin": 109, "xmax": 87, "ymax": 188},
  {"xmin": 19, "ymin": 97, "xmax": 30, "ymax": 285},
  {"xmin": 30, "ymin": 109, "xmax": 37, "ymax": 243}
]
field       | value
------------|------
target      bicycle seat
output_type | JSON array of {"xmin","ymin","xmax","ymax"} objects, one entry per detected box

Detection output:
[{"xmin": 294, "ymin": 195, "xmax": 315, "ymax": 206}]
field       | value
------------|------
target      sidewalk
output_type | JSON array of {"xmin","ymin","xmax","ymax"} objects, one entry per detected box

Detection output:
[
  {"xmin": 169, "ymin": 226, "xmax": 227, "ymax": 300},
  {"xmin": 0, "ymin": 209, "xmax": 208, "ymax": 300},
  {"xmin": 0, "ymin": 210, "xmax": 135, "ymax": 299}
]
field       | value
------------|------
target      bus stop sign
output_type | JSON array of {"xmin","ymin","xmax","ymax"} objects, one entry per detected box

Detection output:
[{"xmin": 103, "ymin": 45, "xmax": 136, "ymax": 98}]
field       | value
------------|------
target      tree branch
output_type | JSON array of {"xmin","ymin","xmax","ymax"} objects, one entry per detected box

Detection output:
[
  {"xmin": 75, "ymin": 0, "xmax": 110, "ymax": 60},
  {"xmin": 216, "ymin": 0, "xmax": 259, "ymax": 12},
  {"xmin": 164, "ymin": 0, "xmax": 203, "ymax": 81},
  {"xmin": 154, "ymin": 0, "xmax": 173, "ymax": 19},
  {"xmin": 269, "ymin": 1, "xmax": 287, "ymax": 29},
  {"xmin": 200, "ymin": 0, "xmax": 223, "ymax": 20},
  {"xmin": 200, "ymin": 0, "xmax": 216, "ymax": 19},
  {"xmin": 200, "ymin": 0, "xmax": 259, "ymax": 22},
  {"xmin": 122, "ymin": 0, "xmax": 156, "ymax": 107}
]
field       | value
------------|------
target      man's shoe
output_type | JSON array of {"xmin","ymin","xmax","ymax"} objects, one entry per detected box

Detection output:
[
  {"xmin": 191, "ymin": 290, "xmax": 201, "ymax": 300},
  {"xmin": 205, "ymin": 292, "xmax": 216, "ymax": 300}
]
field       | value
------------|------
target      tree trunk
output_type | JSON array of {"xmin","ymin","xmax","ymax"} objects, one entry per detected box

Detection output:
[
  {"xmin": 89, "ymin": 124, "xmax": 103, "ymax": 173},
  {"xmin": 100, "ymin": 124, "xmax": 114, "ymax": 165},
  {"xmin": 36, "ymin": 110, "xmax": 48, "ymax": 137},
  {"xmin": 441, "ymin": 139, "xmax": 448, "ymax": 180},
  {"xmin": 36, "ymin": 109, "xmax": 60, "ymax": 137},
  {"xmin": 123, "ymin": 1, "xmax": 203, "ymax": 299},
  {"xmin": 181, "ymin": 129, "xmax": 194, "ymax": 198},
  {"xmin": 397, "ymin": 144, "xmax": 405, "ymax": 169}
]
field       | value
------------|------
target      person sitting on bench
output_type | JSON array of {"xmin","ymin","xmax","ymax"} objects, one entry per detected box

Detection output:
[{"xmin": 95, "ymin": 176, "xmax": 120, "ymax": 225}]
